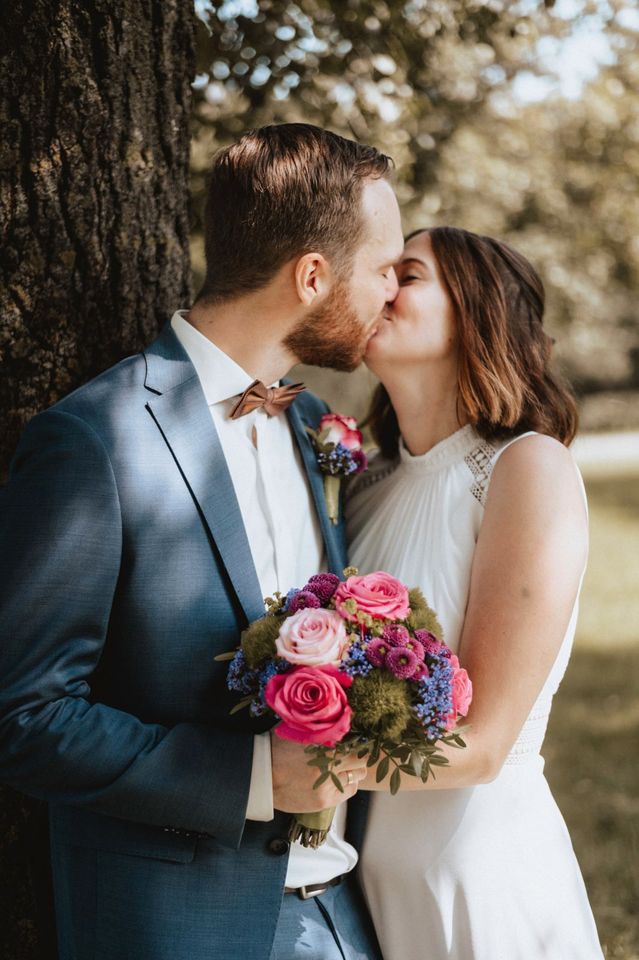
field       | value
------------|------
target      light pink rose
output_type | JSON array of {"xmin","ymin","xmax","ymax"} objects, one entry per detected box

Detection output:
[
  {"xmin": 334, "ymin": 571, "xmax": 410, "ymax": 622},
  {"xmin": 265, "ymin": 665, "xmax": 353, "ymax": 746},
  {"xmin": 275, "ymin": 608, "xmax": 349, "ymax": 666},
  {"xmin": 319, "ymin": 413, "xmax": 363, "ymax": 452},
  {"xmin": 446, "ymin": 654, "xmax": 473, "ymax": 729}
]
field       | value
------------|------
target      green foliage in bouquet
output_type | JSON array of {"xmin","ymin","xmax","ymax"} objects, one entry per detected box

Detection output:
[
  {"xmin": 240, "ymin": 614, "xmax": 283, "ymax": 669},
  {"xmin": 349, "ymin": 672, "xmax": 413, "ymax": 742},
  {"xmin": 407, "ymin": 587, "xmax": 444, "ymax": 637}
]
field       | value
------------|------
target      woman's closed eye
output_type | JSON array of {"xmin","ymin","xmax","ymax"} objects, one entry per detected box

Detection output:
[{"xmin": 399, "ymin": 274, "xmax": 419, "ymax": 284}]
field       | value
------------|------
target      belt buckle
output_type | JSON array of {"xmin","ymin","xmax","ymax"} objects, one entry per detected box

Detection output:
[{"xmin": 298, "ymin": 884, "xmax": 327, "ymax": 900}]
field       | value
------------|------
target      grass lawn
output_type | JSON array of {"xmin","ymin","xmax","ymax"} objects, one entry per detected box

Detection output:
[{"xmin": 544, "ymin": 472, "xmax": 639, "ymax": 959}]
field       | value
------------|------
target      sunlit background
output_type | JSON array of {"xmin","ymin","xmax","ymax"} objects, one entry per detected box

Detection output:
[{"xmin": 188, "ymin": 2, "xmax": 638, "ymax": 955}]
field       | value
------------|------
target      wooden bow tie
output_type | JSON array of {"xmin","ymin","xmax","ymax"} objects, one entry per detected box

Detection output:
[{"xmin": 229, "ymin": 379, "xmax": 306, "ymax": 419}]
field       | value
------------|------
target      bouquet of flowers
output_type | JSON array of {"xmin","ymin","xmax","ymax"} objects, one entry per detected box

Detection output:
[{"xmin": 218, "ymin": 568, "xmax": 472, "ymax": 847}]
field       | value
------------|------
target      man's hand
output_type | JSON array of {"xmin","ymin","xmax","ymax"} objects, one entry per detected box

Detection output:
[{"xmin": 271, "ymin": 734, "xmax": 368, "ymax": 813}]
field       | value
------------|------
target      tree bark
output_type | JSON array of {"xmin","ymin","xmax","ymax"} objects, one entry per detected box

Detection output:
[
  {"xmin": 0, "ymin": 2, "xmax": 195, "ymax": 955},
  {"xmin": 0, "ymin": 0, "xmax": 195, "ymax": 478}
]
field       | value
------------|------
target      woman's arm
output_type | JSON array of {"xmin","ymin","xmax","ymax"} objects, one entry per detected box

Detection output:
[{"xmin": 362, "ymin": 434, "xmax": 588, "ymax": 791}]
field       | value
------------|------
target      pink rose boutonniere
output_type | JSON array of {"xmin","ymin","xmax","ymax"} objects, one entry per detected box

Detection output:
[{"xmin": 306, "ymin": 413, "xmax": 368, "ymax": 525}]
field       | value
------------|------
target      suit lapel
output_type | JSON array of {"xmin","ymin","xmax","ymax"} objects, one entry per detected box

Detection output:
[
  {"xmin": 286, "ymin": 399, "xmax": 348, "ymax": 577},
  {"xmin": 144, "ymin": 325, "xmax": 266, "ymax": 625}
]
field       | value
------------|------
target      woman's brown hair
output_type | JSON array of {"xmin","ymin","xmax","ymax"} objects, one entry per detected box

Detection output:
[{"xmin": 367, "ymin": 226, "xmax": 578, "ymax": 459}]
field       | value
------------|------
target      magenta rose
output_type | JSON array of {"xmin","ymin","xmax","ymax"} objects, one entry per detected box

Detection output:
[
  {"xmin": 275, "ymin": 607, "xmax": 349, "ymax": 666},
  {"xmin": 445, "ymin": 654, "xmax": 473, "ymax": 728},
  {"xmin": 334, "ymin": 571, "xmax": 410, "ymax": 622},
  {"xmin": 265, "ymin": 665, "xmax": 353, "ymax": 746},
  {"xmin": 319, "ymin": 413, "xmax": 363, "ymax": 452}
]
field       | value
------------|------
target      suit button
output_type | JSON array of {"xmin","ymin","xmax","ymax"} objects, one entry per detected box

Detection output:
[{"xmin": 268, "ymin": 838, "xmax": 290, "ymax": 856}]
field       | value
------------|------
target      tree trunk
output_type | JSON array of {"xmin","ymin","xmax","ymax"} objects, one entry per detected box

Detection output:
[{"xmin": 0, "ymin": 1, "xmax": 195, "ymax": 955}]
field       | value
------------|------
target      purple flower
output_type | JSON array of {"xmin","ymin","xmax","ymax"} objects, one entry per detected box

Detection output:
[
  {"xmin": 414, "ymin": 629, "xmax": 449, "ymax": 658},
  {"xmin": 351, "ymin": 448, "xmax": 369, "ymax": 475},
  {"xmin": 381, "ymin": 624, "xmax": 410, "ymax": 646},
  {"xmin": 227, "ymin": 649, "xmax": 258, "ymax": 695},
  {"xmin": 316, "ymin": 444, "xmax": 362, "ymax": 477},
  {"xmin": 340, "ymin": 638, "xmax": 374, "ymax": 678},
  {"xmin": 406, "ymin": 638, "xmax": 425, "ymax": 660},
  {"xmin": 365, "ymin": 637, "xmax": 392, "ymax": 668},
  {"xmin": 287, "ymin": 590, "xmax": 321, "ymax": 613},
  {"xmin": 304, "ymin": 573, "xmax": 341, "ymax": 605},
  {"xmin": 386, "ymin": 646, "xmax": 420, "ymax": 679},
  {"xmin": 413, "ymin": 655, "xmax": 454, "ymax": 739},
  {"xmin": 413, "ymin": 661, "xmax": 429, "ymax": 681},
  {"xmin": 284, "ymin": 588, "xmax": 301, "ymax": 611}
]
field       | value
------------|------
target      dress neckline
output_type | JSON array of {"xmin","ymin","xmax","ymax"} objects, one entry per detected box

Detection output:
[{"xmin": 398, "ymin": 424, "xmax": 479, "ymax": 474}]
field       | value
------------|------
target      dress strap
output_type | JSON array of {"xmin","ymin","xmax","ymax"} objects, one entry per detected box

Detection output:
[{"xmin": 464, "ymin": 431, "xmax": 537, "ymax": 507}]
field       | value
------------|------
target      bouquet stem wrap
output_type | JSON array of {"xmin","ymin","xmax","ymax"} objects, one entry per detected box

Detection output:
[{"xmin": 287, "ymin": 807, "xmax": 336, "ymax": 848}]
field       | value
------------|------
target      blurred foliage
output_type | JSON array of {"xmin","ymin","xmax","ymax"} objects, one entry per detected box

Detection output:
[
  {"xmin": 190, "ymin": 0, "xmax": 639, "ymax": 395},
  {"xmin": 546, "ymin": 471, "xmax": 639, "ymax": 958}
]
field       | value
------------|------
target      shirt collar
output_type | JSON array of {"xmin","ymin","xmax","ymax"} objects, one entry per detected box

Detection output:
[{"xmin": 171, "ymin": 309, "xmax": 264, "ymax": 407}]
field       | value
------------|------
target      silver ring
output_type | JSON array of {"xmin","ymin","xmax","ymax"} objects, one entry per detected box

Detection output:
[{"xmin": 346, "ymin": 770, "xmax": 355, "ymax": 786}]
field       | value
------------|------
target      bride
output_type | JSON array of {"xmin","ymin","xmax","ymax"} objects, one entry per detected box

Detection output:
[{"xmin": 347, "ymin": 227, "xmax": 603, "ymax": 959}]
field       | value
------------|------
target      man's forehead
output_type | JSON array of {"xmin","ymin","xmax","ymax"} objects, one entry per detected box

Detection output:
[{"xmin": 359, "ymin": 178, "xmax": 403, "ymax": 255}]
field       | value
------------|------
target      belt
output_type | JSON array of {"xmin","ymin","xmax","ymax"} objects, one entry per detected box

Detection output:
[{"xmin": 284, "ymin": 873, "xmax": 345, "ymax": 900}]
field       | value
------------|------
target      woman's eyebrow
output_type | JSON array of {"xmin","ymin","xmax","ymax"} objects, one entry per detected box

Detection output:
[{"xmin": 399, "ymin": 256, "xmax": 429, "ymax": 267}]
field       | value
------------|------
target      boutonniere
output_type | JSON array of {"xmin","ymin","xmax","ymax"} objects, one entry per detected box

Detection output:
[{"xmin": 306, "ymin": 414, "xmax": 368, "ymax": 524}]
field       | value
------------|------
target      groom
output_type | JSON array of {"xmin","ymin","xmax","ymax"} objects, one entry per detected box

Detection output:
[{"xmin": 0, "ymin": 124, "xmax": 403, "ymax": 959}]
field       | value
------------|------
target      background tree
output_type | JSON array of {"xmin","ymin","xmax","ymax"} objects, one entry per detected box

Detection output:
[
  {"xmin": 190, "ymin": 0, "xmax": 638, "ymax": 420},
  {"xmin": 0, "ymin": 2, "xmax": 195, "ymax": 956},
  {"xmin": 425, "ymin": 3, "xmax": 639, "ymax": 395},
  {"xmin": 0, "ymin": 0, "xmax": 195, "ymax": 482}
]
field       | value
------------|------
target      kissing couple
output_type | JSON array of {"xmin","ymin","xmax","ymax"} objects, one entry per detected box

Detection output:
[{"xmin": 0, "ymin": 123, "xmax": 603, "ymax": 959}]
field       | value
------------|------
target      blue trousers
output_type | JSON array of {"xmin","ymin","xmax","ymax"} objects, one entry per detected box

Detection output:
[{"xmin": 270, "ymin": 877, "xmax": 382, "ymax": 960}]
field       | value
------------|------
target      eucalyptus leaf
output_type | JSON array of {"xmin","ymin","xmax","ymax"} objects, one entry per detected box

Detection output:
[
  {"xmin": 229, "ymin": 697, "xmax": 253, "ymax": 715},
  {"xmin": 331, "ymin": 772, "xmax": 345, "ymax": 794},
  {"xmin": 390, "ymin": 767, "xmax": 401, "ymax": 795},
  {"xmin": 376, "ymin": 755, "xmax": 390, "ymax": 783}
]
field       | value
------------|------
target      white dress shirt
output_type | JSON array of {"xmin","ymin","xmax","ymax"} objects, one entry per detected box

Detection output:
[{"xmin": 171, "ymin": 311, "xmax": 358, "ymax": 886}]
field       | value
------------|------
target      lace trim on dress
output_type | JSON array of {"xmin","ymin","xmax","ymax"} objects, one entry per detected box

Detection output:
[{"xmin": 463, "ymin": 440, "xmax": 497, "ymax": 506}]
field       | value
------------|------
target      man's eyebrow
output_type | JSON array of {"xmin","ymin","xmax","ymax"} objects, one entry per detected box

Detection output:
[{"xmin": 380, "ymin": 250, "xmax": 405, "ymax": 268}]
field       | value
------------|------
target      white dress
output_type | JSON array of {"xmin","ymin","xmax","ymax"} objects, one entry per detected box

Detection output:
[{"xmin": 346, "ymin": 425, "xmax": 603, "ymax": 960}]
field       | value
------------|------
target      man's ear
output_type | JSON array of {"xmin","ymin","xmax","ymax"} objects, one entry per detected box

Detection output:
[{"xmin": 294, "ymin": 252, "xmax": 331, "ymax": 306}]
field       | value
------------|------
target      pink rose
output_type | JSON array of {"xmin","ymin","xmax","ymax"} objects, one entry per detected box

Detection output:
[
  {"xmin": 275, "ymin": 608, "xmax": 349, "ymax": 666},
  {"xmin": 446, "ymin": 654, "xmax": 473, "ymax": 728},
  {"xmin": 319, "ymin": 413, "xmax": 363, "ymax": 452},
  {"xmin": 334, "ymin": 571, "xmax": 410, "ymax": 622},
  {"xmin": 265, "ymin": 665, "xmax": 353, "ymax": 746}
]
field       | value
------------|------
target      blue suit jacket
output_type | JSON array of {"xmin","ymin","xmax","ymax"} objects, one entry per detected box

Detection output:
[{"xmin": 0, "ymin": 324, "xmax": 369, "ymax": 959}]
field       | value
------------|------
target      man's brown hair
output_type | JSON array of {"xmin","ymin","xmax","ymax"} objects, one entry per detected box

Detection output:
[
  {"xmin": 367, "ymin": 227, "xmax": 578, "ymax": 458},
  {"xmin": 197, "ymin": 123, "xmax": 392, "ymax": 304}
]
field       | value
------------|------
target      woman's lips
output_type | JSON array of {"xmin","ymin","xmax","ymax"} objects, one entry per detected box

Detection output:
[{"xmin": 367, "ymin": 315, "xmax": 393, "ymax": 340}]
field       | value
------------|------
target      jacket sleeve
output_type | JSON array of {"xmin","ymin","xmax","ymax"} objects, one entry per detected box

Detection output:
[{"xmin": 0, "ymin": 409, "xmax": 253, "ymax": 849}]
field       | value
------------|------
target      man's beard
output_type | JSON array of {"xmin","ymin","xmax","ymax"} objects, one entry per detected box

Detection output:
[{"xmin": 284, "ymin": 278, "xmax": 373, "ymax": 372}]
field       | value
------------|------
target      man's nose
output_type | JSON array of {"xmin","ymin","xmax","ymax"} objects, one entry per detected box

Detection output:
[{"xmin": 385, "ymin": 267, "xmax": 399, "ymax": 302}]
